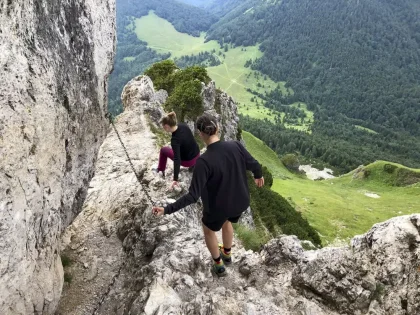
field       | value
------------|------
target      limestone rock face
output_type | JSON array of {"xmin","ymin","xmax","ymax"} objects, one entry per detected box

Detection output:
[
  {"xmin": 202, "ymin": 81, "xmax": 216, "ymax": 111},
  {"xmin": 292, "ymin": 215, "xmax": 420, "ymax": 315},
  {"xmin": 188, "ymin": 80, "xmax": 239, "ymax": 141},
  {"xmin": 0, "ymin": 0, "xmax": 115, "ymax": 313},
  {"xmin": 217, "ymin": 90, "xmax": 240, "ymax": 141},
  {"xmin": 57, "ymin": 77, "xmax": 420, "ymax": 314},
  {"xmin": 122, "ymin": 75, "xmax": 167, "ymax": 124}
]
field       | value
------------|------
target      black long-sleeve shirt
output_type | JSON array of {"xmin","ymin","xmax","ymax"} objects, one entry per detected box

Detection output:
[
  {"xmin": 164, "ymin": 140, "xmax": 262, "ymax": 218},
  {"xmin": 171, "ymin": 123, "xmax": 200, "ymax": 181}
]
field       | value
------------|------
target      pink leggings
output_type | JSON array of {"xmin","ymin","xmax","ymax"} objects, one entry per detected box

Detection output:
[{"xmin": 157, "ymin": 146, "xmax": 200, "ymax": 172}]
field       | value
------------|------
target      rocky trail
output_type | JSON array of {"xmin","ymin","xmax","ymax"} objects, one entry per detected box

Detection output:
[{"xmin": 57, "ymin": 76, "xmax": 420, "ymax": 315}]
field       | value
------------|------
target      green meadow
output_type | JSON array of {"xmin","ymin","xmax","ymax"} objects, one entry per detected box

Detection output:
[
  {"xmin": 134, "ymin": 11, "xmax": 300, "ymax": 123},
  {"xmin": 242, "ymin": 131, "xmax": 291, "ymax": 179},
  {"xmin": 134, "ymin": 12, "xmax": 220, "ymax": 58},
  {"xmin": 243, "ymin": 131, "xmax": 420, "ymax": 245}
]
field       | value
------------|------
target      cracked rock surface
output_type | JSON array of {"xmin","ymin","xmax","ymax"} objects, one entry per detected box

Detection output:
[{"xmin": 0, "ymin": 0, "xmax": 115, "ymax": 313}]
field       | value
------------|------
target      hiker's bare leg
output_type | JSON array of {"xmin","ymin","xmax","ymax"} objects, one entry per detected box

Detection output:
[
  {"xmin": 203, "ymin": 224, "xmax": 220, "ymax": 258},
  {"xmin": 222, "ymin": 221, "xmax": 233, "ymax": 249}
]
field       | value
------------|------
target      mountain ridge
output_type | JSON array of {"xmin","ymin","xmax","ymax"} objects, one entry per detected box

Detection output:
[{"xmin": 58, "ymin": 75, "xmax": 420, "ymax": 314}]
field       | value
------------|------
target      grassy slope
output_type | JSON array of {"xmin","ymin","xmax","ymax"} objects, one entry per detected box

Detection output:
[
  {"xmin": 134, "ymin": 11, "xmax": 304, "ymax": 123},
  {"xmin": 134, "ymin": 12, "xmax": 219, "ymax": 58},
  {"xmin": 242, "ymin": 131, "xmax": 290, "ymax": 178},
  {"xmin": 207, "ymin": 45, "xmax": 281, "ymax": 121},
  {"xmin": 244, "ymin": 131, "xmax": 420, "ymax": 245},
  {"xmin": 355, "ymin": 125, "xmax": 378, "ymax": 134}
]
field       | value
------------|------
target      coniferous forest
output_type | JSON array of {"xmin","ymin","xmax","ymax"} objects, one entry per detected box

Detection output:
[
  {"xmin": 206, "ymin": 0, "xmax": 420, "ymax": 137},
  {"xmin": 110, "ymin": 0, "xmax": 420, "ymax": 173}
]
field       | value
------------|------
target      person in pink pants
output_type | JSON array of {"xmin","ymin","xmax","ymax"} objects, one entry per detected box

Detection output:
[{"xmin": 158, "ymin": 112, "xmax": 200, "ymax": 189}]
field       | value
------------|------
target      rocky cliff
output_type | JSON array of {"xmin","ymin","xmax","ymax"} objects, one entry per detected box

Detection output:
[
  {"xmin": 0, "ymin": 0, "xmax": 115, "ymax": 313},
  {"xmin": 58, "ymin": 76, "xmax": 420, "ymax": 315}
]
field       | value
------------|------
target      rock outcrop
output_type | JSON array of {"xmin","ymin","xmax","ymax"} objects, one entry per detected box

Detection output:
[
  {"xmin": 201, "ymin": 81, "xmax": 239, "ymax": 141},
  {"xmin": 0, "ymin": 0, "xmax": 115, "ymax": 313},
  {"xmin": 58, "ymin": 77, "xmax": 420, "ymax": 315}
]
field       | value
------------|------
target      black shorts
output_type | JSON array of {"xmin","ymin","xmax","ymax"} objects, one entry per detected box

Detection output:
[{"xmin": 202, "ymin": 213, "xmax": 241, "ymax": 231}]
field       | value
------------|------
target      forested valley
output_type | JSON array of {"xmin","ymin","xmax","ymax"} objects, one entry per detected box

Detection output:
[
  {"xmin": 110, "ymin": 0, "xmax": 420, "ymax": 173},
  {"xmin": 108, "ymin": 0, "xmax": 215, "ymax": 115}
]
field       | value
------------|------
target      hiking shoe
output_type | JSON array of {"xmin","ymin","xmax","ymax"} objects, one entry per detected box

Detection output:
[
  {"xmin": 212, "ymin": 260, "xmax": 227, "ymax": 277},
  {"xmin": 218, "ymin": 244, "xmax": 232, "ymax": 265}
]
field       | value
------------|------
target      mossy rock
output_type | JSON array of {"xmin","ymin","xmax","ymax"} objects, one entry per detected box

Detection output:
[
  {"xmin": 395, "ymin": 168, "xmax": 420, "ymax": 186},
  {"xmin": 383, "ymin": 163, "xmax": 397, "ymax": 174},
  {"xmin": 281, "ymin": 154, "xmax": 300, "ymax": 172}
]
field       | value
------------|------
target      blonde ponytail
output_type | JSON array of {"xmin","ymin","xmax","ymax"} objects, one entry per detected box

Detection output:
[{"xmin": 160, "ymin": 111, "xmax": 177, "ymax": 127}]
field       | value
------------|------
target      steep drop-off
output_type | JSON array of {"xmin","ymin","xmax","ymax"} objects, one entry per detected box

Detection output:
[{"xmin": 58, "ymin": 77, "xmax": 420, "ymax": 315}]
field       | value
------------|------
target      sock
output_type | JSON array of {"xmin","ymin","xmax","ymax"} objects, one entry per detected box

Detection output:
[
  {"xmin": 213, "ymin": 256, "xmax": 222, "ymax": 264},
  {"xmin": 223, "ymin": 247, "xmax": 231, "ymax": 255}
]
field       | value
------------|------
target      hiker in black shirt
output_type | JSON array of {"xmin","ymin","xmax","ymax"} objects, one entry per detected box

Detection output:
[
  {"xmin": 157, "ymin": 112, "xmax": 200, "ymax": 190},
  {"xmin": 153, "ymin": 114, "xmax": 264, "ymax": 277}
]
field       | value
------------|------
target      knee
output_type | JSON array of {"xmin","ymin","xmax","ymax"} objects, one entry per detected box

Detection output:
[
  {"xmin": 160, "ymin": 146, "xmax": 170, "ymax": 154},
  {"xmin": 222, "ymin": 221, "xmax": 232, "ymax": 229},
  {"xmin": 202, "ymin": 224, "xmax": 215, "ymax": 236}
]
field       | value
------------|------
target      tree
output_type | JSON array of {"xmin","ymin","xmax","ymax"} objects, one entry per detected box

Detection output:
[
  {"xmin": 165, "ymin": 80, "xmax": 203, "ymax": 121},
  {"xmin": 144, "ymin": 60, "xmax": 178, "ymax": 92}
]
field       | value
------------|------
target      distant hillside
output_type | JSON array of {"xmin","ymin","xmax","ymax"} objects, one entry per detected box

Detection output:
[
  {"xmin": 350, "ymin": 161, "xmax": 420, "ymax": 187},
  {"xmin": 175, "ymin": 0, "xmax": 209, "ymax": 7},
  {"xmin": 205, "ymin": 0, "xmax": 420, "ymax": 172},
  {"xmin": 207, "ymin": 0, "xmax": 420, "ymax": 136},
  {"xmin": 117, "ymin": 0, "xmax": 215, "ymax": 36},
  {"xmin": 206, "ymin": 0, "xmax": 245, "ymax": 17},
  {"xmin": 176, "ymin": 0, "xmax": 244, "ymax": 16}
]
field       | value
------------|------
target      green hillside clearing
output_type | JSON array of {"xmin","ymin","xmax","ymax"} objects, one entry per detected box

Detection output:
[
  {"xmin": 244, "ymin": 131, "xmax": 420, "ymax": 246},
  {"xmin": 134, "ymin": 12, "xmax": 219, "ymax": 58},
  {"xmin": 282, "ymin": 102, "xmax": 314, "ymax": 133},
  {"xmin": 123, "ymin": 56, "xmax": 136, "ymax": 62},
  {"xmin": 242, "ymin": 131, "xmax": 290, "ymax": 178}
]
